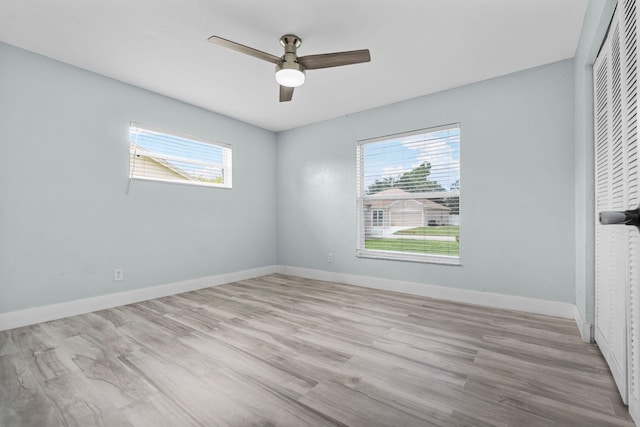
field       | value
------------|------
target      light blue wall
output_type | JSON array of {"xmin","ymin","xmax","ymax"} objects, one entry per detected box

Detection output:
[
  {"xmin": 0, "ymin": 42, "xmax": 277, "ymax": 313},
  {"xmin": 278, "ymin": 60, "xmax": 576, "ymax": 303},
  {"xmin": 1, "ymin": 8, "xmax": 610, "ymax": 315},
  {"xmin": 573, "ymin": 0, "xmax": 617, "ymax": 327}
]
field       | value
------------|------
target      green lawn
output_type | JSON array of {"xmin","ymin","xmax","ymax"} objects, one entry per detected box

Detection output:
[
  {"xmin": 365, "ymin": 238, "xmax": 459, "ymax": 256},
  {"xmin": 393, "ymin": 226, "xmax": 460, "ymax": 237}
]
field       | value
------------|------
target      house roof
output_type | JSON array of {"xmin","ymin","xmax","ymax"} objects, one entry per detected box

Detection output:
[
  {"xmin": 131, "ymin": 145, "xmax": 198, "ymax": 182},
  {"xmin": 364, "ymin": 188, "xmax": 451, "ymax": 211}
]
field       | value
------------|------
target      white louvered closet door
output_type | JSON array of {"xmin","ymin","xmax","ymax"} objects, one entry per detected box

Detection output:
[
  {"xmin": 594, "ymin": 1, "xmax": 638, "ymax": 420},
  {"xmin": 623, "ymin": 0, "xmax": 640, "ymax": 421},
  {"xmin": 595, "ymin": 7, "xmax": 628, "ymax": 402}
]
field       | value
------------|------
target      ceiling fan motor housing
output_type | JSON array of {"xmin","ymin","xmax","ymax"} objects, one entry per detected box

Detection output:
[
  {"xmin": 276, "ymin": 34, "xmax": 305, "ymax": 87},
  {"xmin": 279, "ymin": 34, "xmax": 302, "ymax": 64}
]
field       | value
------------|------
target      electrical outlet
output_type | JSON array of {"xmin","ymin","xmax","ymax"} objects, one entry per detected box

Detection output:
[
  {"xmin": 113, "ymin": 268, "xmax": 124, "ymax": 282},
  {"xmin": 328, "ymin": 253, "xmax": 333, "ymax": 263}
]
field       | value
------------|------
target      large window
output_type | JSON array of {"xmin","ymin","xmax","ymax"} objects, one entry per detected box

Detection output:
[
  {"xmin": 357, "ymin": 123, "xmax": 460, "ymax": 265},
  {"xmin": 129, "ymin": 123, "xmax": 232, "ymax": 188}
]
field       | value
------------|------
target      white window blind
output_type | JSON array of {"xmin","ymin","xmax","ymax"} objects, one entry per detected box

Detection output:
[
  {"xmin": 357, "ymin": 123, "xmax": 460, "ymax": 265},
  {"xmin": 129, "ymin": 123, "xmax": 232, "ymax": 189}
]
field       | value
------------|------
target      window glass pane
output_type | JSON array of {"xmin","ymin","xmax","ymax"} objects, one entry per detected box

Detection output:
[
  {"xmin": 357, "ymin": 124, "xmax": 460, "ymax": 264},
  {"xmin": 129, "ymin": 124, "xmax": 232, "ymax": 188}
]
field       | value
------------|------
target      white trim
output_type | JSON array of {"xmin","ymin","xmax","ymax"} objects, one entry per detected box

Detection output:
[
  {"xmin": 0, "ymin": 265, "xmax": 277, "ymax": 332},
  {"xmin": 276, "ymin": 265, "xmax": 575, "ymax": 319},
  {"xmin": 356, "ymin": 249, "xmax": 461, "ymax": 266},
  {"xmin": 631, "ymin": 404, "xmax": 640, "ymax": 427},
  {"xmin": 0, "ymin": 265, "xmax": 586, "ymax": 336},
  {"xmin": 574, "ymin": 305, "xmax": 593, "ymax": 343},
  {"xmin": 357, "ymin": 122, "xmax": 460, "ymax": 145}
]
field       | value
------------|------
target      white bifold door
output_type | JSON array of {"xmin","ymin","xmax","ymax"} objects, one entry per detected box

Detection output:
[{"xmin": 594, "ymin": 0, "xmax": 640, "ymax": 422}]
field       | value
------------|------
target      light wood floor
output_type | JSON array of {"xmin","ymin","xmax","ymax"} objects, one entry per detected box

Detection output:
[{"xmin": 0, "ymin": 274, "xmax": 634, "ymax": 426}]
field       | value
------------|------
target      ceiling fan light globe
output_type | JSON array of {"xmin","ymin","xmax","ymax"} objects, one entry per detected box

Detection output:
[{"xmin": 276, "ymin": 68, "xmax": 305, "ymax": 87}]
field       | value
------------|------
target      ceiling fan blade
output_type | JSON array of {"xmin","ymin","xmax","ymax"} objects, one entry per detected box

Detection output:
[
  {"xmin": 208, "ymin": 36, "xmax": 281, "ymax": 64},
  {"xmin": 280, "ymin": 85, "xmax": 294, "ymax": 102},
  {"xmin": 298, "ymin": 49, "xmax": 370, "ymax": 70}
]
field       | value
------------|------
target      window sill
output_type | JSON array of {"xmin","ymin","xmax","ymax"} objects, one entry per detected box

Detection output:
[
  {"xmin": 356, "ymin": 249, "xmax": 461, "ymax": 266},
  {"xmin": 130, "ymin": 176, "xmax": 232, "ymax": 189}
]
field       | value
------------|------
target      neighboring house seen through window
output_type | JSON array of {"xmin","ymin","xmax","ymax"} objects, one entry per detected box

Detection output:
[
  {"xmin": 356, "ymin": 123, "xmax": 460, "ymax": 265},
  {"xmin": 129, "ymin": 123, "xmax": 232, "ymax": 189}
]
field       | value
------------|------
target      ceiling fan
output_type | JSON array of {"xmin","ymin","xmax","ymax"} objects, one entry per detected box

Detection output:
[{"xmin": 207, "ymin": 34, "xmax": 371, "ymax": 102}]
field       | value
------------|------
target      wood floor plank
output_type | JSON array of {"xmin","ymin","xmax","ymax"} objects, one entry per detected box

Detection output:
[
  {"xmin": 0, "ymin": 274, "xmax": 634, "ymax": 426},
  {"xmin": 299, "ymin": 381, "xmax": 433, "ymax": 427},
  {"xmin": 0, "ymin": 331, "xmax": 18, "ymax": 356},
  {"xmin": 201, "ymin": 368, "xmax": 347, "ymax": 426},
  {"xmin": 0, "ymin": 353, "xmax": 63, "ymax": 426},
  {"xmin": 119, "ymin": 392, "xmax": 202, "ymax": 427},
  {"xmin": 180, "ymin": 332, "xmax": 318, "ymax": 399}
]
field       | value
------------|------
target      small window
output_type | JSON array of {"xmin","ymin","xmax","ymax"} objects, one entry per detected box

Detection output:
[
  {"xmin": 129, "ymin": 123, "xmax": 232, "ymax": 188},
  {"xmin": 357, "ymin": 123, "xmax": 460, "ymax": 265},
  {"xmin": 372, "ymin": 209, "xmax": 384, "ymax": 227}
]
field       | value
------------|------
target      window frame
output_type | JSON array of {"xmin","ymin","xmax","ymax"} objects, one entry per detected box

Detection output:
[
  {"xmin": 128, "ymin": 123, "xmax": 232, "ymax": 189},
  {"xmin": 356, "ymin": 123, "xmax": 461, "ymax": 266}
]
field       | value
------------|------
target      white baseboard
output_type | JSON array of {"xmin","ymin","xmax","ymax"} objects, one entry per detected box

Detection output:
[
  {"xmin": 573, "ymin": 305, "xmax": 593, "ymax": 343},
  {"xmin": 276, "ymin": 265, "xmax": 576, "ymax": 319},
  {"xmin": 0, "ymin": 265, "xmax": 277, "ymax": 331},
  {"xmin": 0, "ymin": 264, "xmax": 587, "ymax": 337}
]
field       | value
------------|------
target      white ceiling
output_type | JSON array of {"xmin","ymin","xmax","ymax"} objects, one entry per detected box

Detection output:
[{"xmin": 0, "ymin": 0, "xmax": 588, "ymax": 132}]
